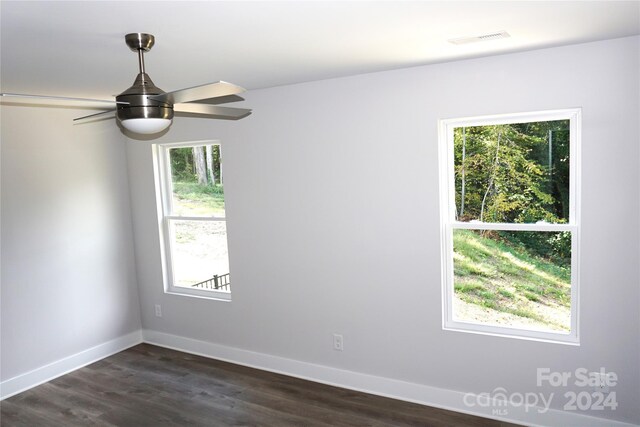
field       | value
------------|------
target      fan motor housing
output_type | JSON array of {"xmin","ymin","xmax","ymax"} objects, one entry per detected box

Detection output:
[
  {"xmin": 116, "ymin": 72, "xmax": 174, "ymax": 122},
  {"xmin": 116, "ymin": 97, "xmax": 174, "ymax": 121}
]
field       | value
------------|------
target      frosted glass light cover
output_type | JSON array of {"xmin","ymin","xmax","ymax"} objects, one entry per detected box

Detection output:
[{"xmin": 121, "ymin": 118, "xmax": 172, "ymax": 134}]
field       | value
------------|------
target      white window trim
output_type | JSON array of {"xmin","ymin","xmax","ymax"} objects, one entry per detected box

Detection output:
[
  {"xmin": 153, "ymin": 140, "xmax": 231, "ymax": 301},
  {"xmin": 438, "ymin": 109, "xmax": 581, "ymax": 345}
]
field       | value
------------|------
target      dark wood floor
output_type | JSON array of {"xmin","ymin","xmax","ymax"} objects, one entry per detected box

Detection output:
[{"xmin": 1, "ymin": 344, "xmax": 521, "ymax": 426}]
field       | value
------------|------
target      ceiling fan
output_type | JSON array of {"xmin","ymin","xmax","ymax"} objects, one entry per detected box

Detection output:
[{"xmin": 0, "ymin": 33, "xmax": 252, "ymax": 135}]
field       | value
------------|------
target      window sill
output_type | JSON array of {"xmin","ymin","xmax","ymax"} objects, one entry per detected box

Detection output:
[
  {"xmin": 443, "ymin": 320, "xmax": 579, "ymax": 345},
  {"xmin": 165, "ymin": 287, "xmax": 232, "ymax": 302}
]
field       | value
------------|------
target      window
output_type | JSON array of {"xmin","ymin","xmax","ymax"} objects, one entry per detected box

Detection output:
[
  {"xmin": 439, "ymin": 109, "xmax": 580, "ymax": 343},
  {"xmin": 155, "ymin": 141, "xmax": 231, "ymax": 300}
]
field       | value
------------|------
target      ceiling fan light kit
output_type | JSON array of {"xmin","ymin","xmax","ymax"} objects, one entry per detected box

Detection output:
[
  {"xmin": 0, "ymin": 33, "xmax": 251, "ymax": 136},
  {"xmin": 121, "ymin": 118, "xmax": 172, "ymax": 134}
]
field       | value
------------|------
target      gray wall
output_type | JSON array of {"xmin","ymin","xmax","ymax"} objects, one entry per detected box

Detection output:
[
  {"xmin": 134, "ymin": 36, "xmax": 634, "ymax": 424},
  {"xmin": 1, "ymin": 105, "xmax": 142, "ymax": 380}
]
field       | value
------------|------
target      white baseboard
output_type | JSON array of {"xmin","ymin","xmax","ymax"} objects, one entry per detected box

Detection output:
[
  {"xmin": 2, "ymin": 328, "xmax": 634, "ymax": 427},
  {"xmin": 0, "ymin": 330, "xmax": 143, "ymax": 400},
  {"xmin": 142, "ymin": 329, "xmax": 636, "ymax": 427}
]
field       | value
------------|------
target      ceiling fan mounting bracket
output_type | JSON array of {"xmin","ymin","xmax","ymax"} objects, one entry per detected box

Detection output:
[{"xmin": 125, "ymin": 33, "xmax": 155, "ymax": 52}]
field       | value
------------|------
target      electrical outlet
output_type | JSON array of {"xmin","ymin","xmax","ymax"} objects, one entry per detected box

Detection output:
[
  {"xmin": 333, "ymin": 334, "xmax": 343, "ymax": 351},
  {"xmin": 155, "ymin": 304, "xmax": 162, "ymax": 318}
]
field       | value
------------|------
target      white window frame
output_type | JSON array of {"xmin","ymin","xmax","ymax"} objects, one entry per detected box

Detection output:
[
  {"xmin": 438, "ymin": 109, "xmax": 581, "ymax": 344},
  {"xmin": 153, "ymin": 139, "xmax": 231, "ymax": 301}
]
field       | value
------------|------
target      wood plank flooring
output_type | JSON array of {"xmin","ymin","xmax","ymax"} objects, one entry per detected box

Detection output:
[{"xmin": 1, "ymin": 344, "xmax": 521, "ymax": 426}]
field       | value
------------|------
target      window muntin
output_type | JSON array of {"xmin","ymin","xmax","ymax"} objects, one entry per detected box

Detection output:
[
  {"xmin": 156, "ymin": 141, "xmax": 231, "ymax": 300},
  {"xmin": 439, "ymin": 110, "xmax": 580, "ymax": 344}
]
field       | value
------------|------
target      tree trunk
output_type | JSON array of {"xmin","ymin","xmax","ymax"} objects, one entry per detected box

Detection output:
[
  {"xmin": 206, "ymin": 145, "xmax": 216, "ymax": 185},
  {"xmin": 215, "ymin": 145, "xmax": 223, "ymax": 185},
  {"xmin": 460, "ymin": 127, "xmax": 466, "ymax": 218},
  {"xmin": 480, "ymin": 130, "xmax": 501, "ymax": 222},
  {"xmin": 193, "ymin": 146, "xmax": 208, "ymax": 185}
]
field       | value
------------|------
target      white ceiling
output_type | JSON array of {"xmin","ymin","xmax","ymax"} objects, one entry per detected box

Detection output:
[{"xmin": 1, "ymin": 1, "xmax": 639, "ymax": 100}]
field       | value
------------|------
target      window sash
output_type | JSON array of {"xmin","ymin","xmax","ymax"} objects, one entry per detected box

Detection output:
[
  {"xmin": 159, "ymin": 140, "xmax": 226, "ymax": 219},
  {"xmin": 442, "ymin": 227, "xmax": 579, "ymax": 344},
  {"xmin": 163, "ymin": 218, "xmax": 231, "ymax": 300},
  {"xmin": 443, "ymin": 109, "xmax": 580, "ymax": 227}
]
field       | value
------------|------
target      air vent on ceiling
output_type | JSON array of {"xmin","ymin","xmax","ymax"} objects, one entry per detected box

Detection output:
[{"xmin": 448, "ymin": 31, "xmax": 511, "ymax": 45}]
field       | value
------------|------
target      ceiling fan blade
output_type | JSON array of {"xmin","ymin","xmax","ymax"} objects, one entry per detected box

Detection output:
[
  {"xmin": 187, "ymin": 94, "xmax": 245, "ymax": 105},
  {"xmin": 1, "ymin": 93, "xmax": 127, "ymax": 105},
  {"xmin": 148, "ymin": 81, "xmax": 245, "ymax": 105},
  {"xmin": 73, "ymin": 109, "xmax": 116, "ymax": 122},
  {"xmin": 174, "ymin": 103, "xmax": 251, "ymax": 119}
]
